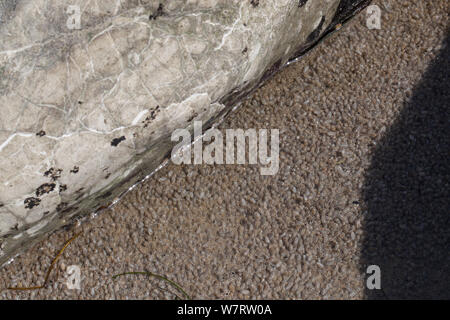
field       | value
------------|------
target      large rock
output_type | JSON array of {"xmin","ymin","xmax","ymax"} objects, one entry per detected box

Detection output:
[{"xmin": 0, "ymin": 0, "xmax": 370, "ymax": 266}]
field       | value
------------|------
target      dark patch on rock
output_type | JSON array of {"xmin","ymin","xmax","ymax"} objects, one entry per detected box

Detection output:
[
  {"xmin": 111, "ymin": 136, "xmax": 126, "ymax": 147},
  {"xmin": 261, "ymin": 58, "xmax": 282, "ymax": 84},
  {"xmin": 306, "ymin": 15, "xmax": 325, "ymax": 43},
  {"xmin": 70, "ymin": 166, "xmax": 79, "ymax": 174},
  {"xmin": 149, "ymin": 106, "xmax": 160, "ymax": 120},
  {"xmin": 44, "ymin": 167, "xmax": 62, "ymax": 181},
  {"xmin": 149, "ymin": 3, "xmax": 165, "ymax": 20},
  {"xmin": 250, "ymin": 0, "xmax": 259, "ymax": 7},
  {"xmin": 74, "ymin": 188, "xmax": 85, "ymax": 200},
  {"xmin": 0, "ymin": 202, "xmax": 3, "ymax": 207},
  {"xmin": 99, "ymin": 191, "xmax": 112, "ymax": 199},
  {"xmin": 56, "ymin": 202, "xmax": 68, "ymax": 212},
  {"xmin": 75, "ymin": 193, "xmax": 85, "ymax": 201},
  {"xmin": 62, "ymin": 206, "xmax": 77, "ymax": 215},
  {"xmin": 289, "ymin": 0, "xmax": 371, "ymax": 64},
  {"xmin": 35, "ymin": 183, "xmax": 56, "ymax": 197},
  {"xmin": 36, "ymin": 130, "xmax": 46, "ymax": 137},
  {"xmin": 104, "ymin": 172, "xmax": 111, "ymax": 179},
  {"xmin": 187, "ymin": 112, "xmax": 198, "ymax": 122},
  {"xmin": 218, "ymin": 80, "xmax": 254, "ymax": 115},
  {"xmin": 24, "ymin": 197, "xmax": 41, "ymax": 209},
  {"xmin": 332, "ymin": 0, "xmax": 372, "ymax": 26},
  {"xmin": 59, "ymin": 184, "xmax": 67, "ymax": 193},
  {"xmin": 242, "ymin": 47, "xmax": 248, "ymax": 54},
  {"xmin": 298, "ymin": 0, "xmax": 308, "ymax": 7},
  {"xmin": 143, "ymin": 106, "xmax": 161, "ymax": 128},
  {"xmin": 57, "ymin": 204, "xmax": 78, "ymax": 218},
  {"xmin": 43, "ymin": 211, "xmax": 50, "ymax": 215}
]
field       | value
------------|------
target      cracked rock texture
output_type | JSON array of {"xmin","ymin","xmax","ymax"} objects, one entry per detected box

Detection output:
[{"xmin": 0, "ymin": 0, "xmax": 368, "ymax": 266}]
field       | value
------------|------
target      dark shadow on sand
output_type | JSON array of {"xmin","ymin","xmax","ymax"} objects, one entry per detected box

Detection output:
[{"xmin": 361, "ymin": 33, "xmax": 450, "ymax": 299}]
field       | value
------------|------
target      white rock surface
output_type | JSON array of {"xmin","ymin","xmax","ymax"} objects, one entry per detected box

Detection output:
[{"xmin": 0, "ymin": 0, "xmax": 367, "ymax": 265}]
